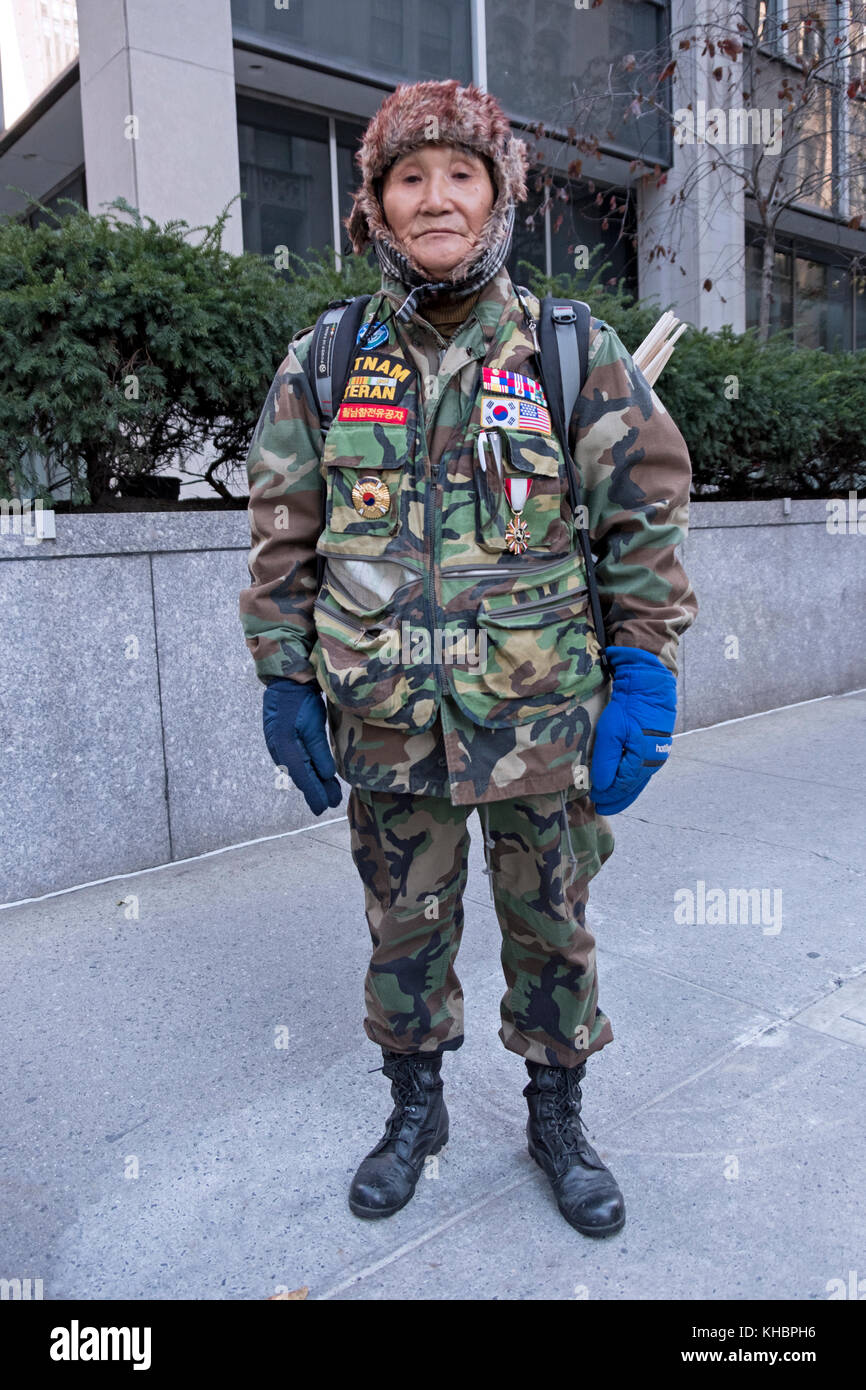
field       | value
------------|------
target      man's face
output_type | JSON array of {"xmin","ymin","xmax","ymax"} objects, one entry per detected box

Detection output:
[{"xmin": 381, "ymin": 143, "xmax": 495, "ymax": 278}]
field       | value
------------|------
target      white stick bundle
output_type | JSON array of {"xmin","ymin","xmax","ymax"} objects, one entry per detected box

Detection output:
[{"xmin": 632, "ymin": 313, "xmax": 688, "ymax": 385}]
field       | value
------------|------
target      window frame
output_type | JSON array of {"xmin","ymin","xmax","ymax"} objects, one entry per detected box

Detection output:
[
  {"xmin": 230, "ymin": 0, "xmax": 474, "ymax": 90},
  {"xmin": 748, "ymin": 0, "xmax": 866, "ymax": 225},
  {"xmin": 745, "ymin": 221, "xmax": 861, "ymax": 349},
  {"xmin": 236, "ymin": 91, "xmax": 365, "ymax": 266},
  {"xmin": 481, "ymin": 0, "xmax": 673, "ymax": 170}
]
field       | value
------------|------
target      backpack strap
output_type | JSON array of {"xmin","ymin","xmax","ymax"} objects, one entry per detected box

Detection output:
[
  {"xmin": 537, "ymin": 295, "xmax": 611, "ymax": 678},
  {"xmin": 303, "ymin": 295, "xmax": 371, "ymax": 590},
  {"xmin": 304, "ymin": 294, "xmax": 372, "ymax": 432}
]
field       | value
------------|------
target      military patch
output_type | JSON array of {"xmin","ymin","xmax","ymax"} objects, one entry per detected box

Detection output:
[
  {"xmin": 481, "ymin": 396, "xmax": 552, "ymax": 434},
  {"xmin": 482, "ymin": 396, "xmax": 519, "ymax": 428},
  {"xmin": 482, "ymin": 368, "xmax": 548, "ymax": 407},
  {"xmin": 343, "ymin": 373, "xmax": 404, "ymax": 403},
  {"xmin": 337, "ymin": 403, "xmax": 409, "ymax": 425},
  {"xmin": 511, "ymin": 400, "xmax": 551, "ymax": 434},
  {"xmin": 349, "ymin": 352, "xmax": 412, "ymax": 387},
  {"xmin": 357, "ymin": 320, "xmax": 389, "ymax": 348}
]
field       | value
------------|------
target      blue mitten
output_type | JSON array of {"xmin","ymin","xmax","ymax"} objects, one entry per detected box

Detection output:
[
  {"xmin": 589, "ymin": 646, "xmax": 677, "ymax": 814},
  {"xmin": 262, "ymin": 677, "xmax": 343, "ymax": 816}
]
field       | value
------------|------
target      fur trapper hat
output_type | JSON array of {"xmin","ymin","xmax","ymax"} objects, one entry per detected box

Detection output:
[{"xmin": 346, "ymin": 79, "xmax": 529, "ymax": 285}]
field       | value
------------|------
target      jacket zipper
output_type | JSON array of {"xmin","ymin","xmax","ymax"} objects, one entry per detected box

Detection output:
[
  {"xmin": 424, "ymin": 452, "xmax": 444, "ymax": 703},
  {"xmin": 316, "ymin": 549, "xmax": 424, "ymax": 576},
  {"xmin": 483, "ymin": 586, "xmax": 589, "ymax": 617},
  {"xmin": 411, "ymin": 356, "xmax": 443, "ymax": 706},
  {"xmin": 443, "ymin": 555, "xmax": 584, "ymax": 577},
  {"xmin": 313, "ymin": 596, "xmax": 367, "ymax": 639}
]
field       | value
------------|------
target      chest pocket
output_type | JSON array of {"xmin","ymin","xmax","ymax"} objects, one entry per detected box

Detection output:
[
  {"xmin": 473, "ymin": 425, "xmax": 571, "ymax": 554},
  {"xmin": 322, "ymin": 416, "xmax": 413, "ymax": 538}
]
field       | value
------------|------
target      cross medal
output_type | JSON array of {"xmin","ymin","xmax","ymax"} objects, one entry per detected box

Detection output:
[{"xmin": 503, "ymin": 476, "xmax": 532, "ymax": 553}]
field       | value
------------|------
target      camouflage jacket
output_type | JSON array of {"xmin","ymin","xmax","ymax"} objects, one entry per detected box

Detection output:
[{"xmin": 239, "ymin": 265, "xmax": 698, "ymax": 806}]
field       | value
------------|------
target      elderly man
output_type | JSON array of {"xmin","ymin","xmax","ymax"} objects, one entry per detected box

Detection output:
[{"xmin": 240, "ymin": 79, "xmax": 697, "ymax": 1238}]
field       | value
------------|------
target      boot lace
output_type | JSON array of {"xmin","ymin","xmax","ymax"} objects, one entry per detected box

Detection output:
[
  {"xmin": 544, "ymin": 1070, "xmax": 592, "ymax": 1156},
  {"xmin": 390, "ymin": 1066, "xmax": 424, "ymax": 1116}
]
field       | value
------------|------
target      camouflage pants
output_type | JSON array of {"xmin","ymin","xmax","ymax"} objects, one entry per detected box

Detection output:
[{"xmin": 346, "ymin": 784, "xmax": 616, "ymax": 1069}]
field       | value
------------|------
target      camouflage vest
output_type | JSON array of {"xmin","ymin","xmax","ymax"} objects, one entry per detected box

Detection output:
[{"xmin": 309, "ymin": 291, "xmax": 607, "ymax": 733}]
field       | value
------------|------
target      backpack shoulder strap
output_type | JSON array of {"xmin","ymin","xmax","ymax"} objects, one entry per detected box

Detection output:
[
  {"xmin": 303, "ymin": 295, "xmax": 371, "ymax": 593},
  {"xmin": 537, "ymin": 295, "xmax": 610, "ymax": 670},
  {"xmin": 537, "ymin": 296, "xmax": 590, "ymax": 467},
  {"xmin": 304, "ymin": 294, "xmax": 372, "ymax": 431}
]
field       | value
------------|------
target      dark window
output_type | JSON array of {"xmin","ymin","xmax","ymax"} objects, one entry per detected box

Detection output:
[
  {"xmin": 507, "ymin": 173, "xmax": 638, "ymax": 301},
  {"xmin": 508, "ymin": 201, "xmax": 547, "ymax": 285},
  {"xmin": 856, "ymin": 269, "xmax": 866, "ymax": 351},
  {"xmin": 746, "ymin": 226, "xmax": 855, "ymax": 351},
  {"xmin": 335, "ymin": 119, "xmax": 365, "ymax": 251},
  {"xmin": 26, "ymin": 168, "xmax": 87, "ymax": 228},
  {"xmin": 745, "ymin": 236, "xmax": 794, "ymax": 339},
  {"xmin": 237, "ymin": 97, "xmax": 364, "ymax": 261},
  {"xmin": 487, "ymin": 0, "xmax": 670, "ymax": 163},
  {"xmin": 796, "ymin": 256, "xmax": 852, "ymax": 352},
  {"xmin": 238, "ymin": 103, "xmax": 331, "ymax": 260},
  {"xmin": 231, "ymin": 0, "xmax": 472, "ymax": 83},
  {"xmin": 549, "ymin": 185, "xmax": 638, "ymax": 297}
]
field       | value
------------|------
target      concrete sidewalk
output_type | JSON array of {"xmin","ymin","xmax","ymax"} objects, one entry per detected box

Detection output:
[{"xmin": 1, "ymin": 691, "xmax": 864, "ymax": 1301}]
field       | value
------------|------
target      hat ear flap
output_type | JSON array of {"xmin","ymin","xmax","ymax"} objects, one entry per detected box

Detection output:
[{"xmin": 345, "ymin": 197, "xmax": 369, "ymax": 253}]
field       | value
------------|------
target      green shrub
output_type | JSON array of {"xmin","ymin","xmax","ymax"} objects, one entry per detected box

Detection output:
[
  {"xmin": 0, "ymin": 196, "xmax": 356, "ymax": 502},
  {"xmin": 521, "ymin": 259, "xmax": 866, "ymax": 499},
  {"xmin": 1, "ymin": 204, "xmax": 862, "ymax": 504}
]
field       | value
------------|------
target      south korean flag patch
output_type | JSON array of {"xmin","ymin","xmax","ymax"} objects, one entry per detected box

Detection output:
[{"xmin": 482, "ymin": 396, "xmax": 519, "ymax": 429}]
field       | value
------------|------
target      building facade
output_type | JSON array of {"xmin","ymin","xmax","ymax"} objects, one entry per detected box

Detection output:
[{"xmin": 1, "ymin": 0, "xmax": 864, "ymax": 351}]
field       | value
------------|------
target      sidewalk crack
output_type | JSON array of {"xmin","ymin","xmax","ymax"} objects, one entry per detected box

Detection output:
[{"xmin": 622, "ymin": 816, "xmax": 863, "ymax": 876}]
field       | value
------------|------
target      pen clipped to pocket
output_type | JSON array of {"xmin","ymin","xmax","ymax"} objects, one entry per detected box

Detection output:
[{"xmin": 473, "ymin": 428, "xmax": 508, "ymax": 550}]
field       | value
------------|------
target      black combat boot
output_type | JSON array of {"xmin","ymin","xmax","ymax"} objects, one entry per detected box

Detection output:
[
  {"xmin": 348, "ymin": 1047, "xmax": 449, "ymax": 1219},
  {"xmin": 523, "ymin": 1059, "xmax": 625, "ymax": 1238}
]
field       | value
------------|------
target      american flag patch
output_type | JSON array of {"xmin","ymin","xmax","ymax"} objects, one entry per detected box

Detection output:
[
  {"xmin": 514, "ymin": 400, "xmax": 552, "ymax": 434},
  {"xmin": 482, "ymin": 367, "xmax": 548, "ymax": 407}
]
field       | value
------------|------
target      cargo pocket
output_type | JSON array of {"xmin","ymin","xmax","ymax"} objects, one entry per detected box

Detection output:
[
  {"xmin": 323, "ymin": 418, "xmax": 411, "ymax": 538},
  {"xmin": 310, "ymin": 568, "xmax": 437, "ymax": 731},
  {"xmin": 447, "ymin": 567, "xmax": 605, "ymax": 727},
  {"xmin": 473, "ymin": 427, "xmax": 570, "ymax": 554}
]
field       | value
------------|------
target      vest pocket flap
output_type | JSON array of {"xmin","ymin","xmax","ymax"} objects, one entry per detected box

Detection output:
[
  {"xmin": 323, "ymin": 451, "xmax": 409, "ymax": 471},
  {"xmin": 310, "ymin": 572, "xmax": 439, "ymax": 732},
  {"xmin": 445, "ymin": 578, "xmax": 602, "ymax": 728},
  {"xmin": 322, "ymin": 416, "xmax": 411, "ymax": 469},
  {"xmin": 503, "ymin": 432, "xmax": 562, "ymax": 476}
]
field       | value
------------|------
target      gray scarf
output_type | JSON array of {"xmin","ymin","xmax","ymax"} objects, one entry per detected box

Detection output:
[{"xmin": 373, "ymin": 203, "xmax": 516, "ymax": 323}]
